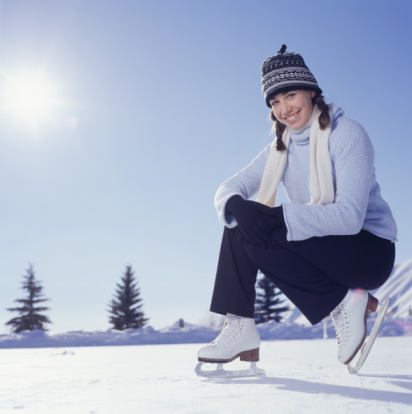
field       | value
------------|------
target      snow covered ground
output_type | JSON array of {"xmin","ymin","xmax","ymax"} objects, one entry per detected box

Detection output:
[
  {"xmin": 0, "ymin": 336, "xmax": 411, "ymax": 414},
  {"xmin": 1, "ymin": 316, "xmax": 410, "ymax": 349}
]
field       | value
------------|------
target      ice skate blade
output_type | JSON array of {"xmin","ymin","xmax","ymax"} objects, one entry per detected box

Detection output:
[
  {"xmin": 195, "ymin": 361, "xmax": 265, "ymax": 379},
  {"xmin": 347, "ymin": 297, "xmax": 390, "ymax": 375}
]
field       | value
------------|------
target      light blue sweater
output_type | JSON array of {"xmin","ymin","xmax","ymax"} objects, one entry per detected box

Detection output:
[{"xmin": 215, "ymin": 104, "xmax": 397, "ymax": 242}]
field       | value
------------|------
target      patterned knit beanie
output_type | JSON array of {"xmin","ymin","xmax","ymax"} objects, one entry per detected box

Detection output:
[{"xmin": 261, "ymin": 45, "xmax": 322, "ymax": 108}]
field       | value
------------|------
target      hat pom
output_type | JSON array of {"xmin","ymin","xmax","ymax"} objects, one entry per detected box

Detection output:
[{"xmin": 278, "ymin": 44, "xmax": 287, "ymax": 54}]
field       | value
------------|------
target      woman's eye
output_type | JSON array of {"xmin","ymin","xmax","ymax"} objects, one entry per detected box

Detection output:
[
  {"xmin": 271, "ymin": 101, "xmax": 278, "ymax": 106},
  {"xmin": 287, "ymin": 93, "xmax": 295, "ymax": 99}
]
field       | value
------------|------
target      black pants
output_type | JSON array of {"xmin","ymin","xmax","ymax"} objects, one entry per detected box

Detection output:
[{"xmin": 210, "ymin": 225, "xmax": 395, "ymax": 325}]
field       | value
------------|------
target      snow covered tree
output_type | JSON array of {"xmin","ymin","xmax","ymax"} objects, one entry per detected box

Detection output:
[
  {"xmin": 108, "ymin": 265, "xmax": 149, "ymax": 330},
  {"xmin": 254, "ymin": 273, "xmax": 289, "ymax": 324},
  {"xmin": 6, "ymin": 265, "xmax": 52, "ymax": 333}
]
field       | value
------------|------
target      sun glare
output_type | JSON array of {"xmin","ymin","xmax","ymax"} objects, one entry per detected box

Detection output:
[{"xmin": 4, "ymin": 74, "xmax": 58, "ymax": 127}]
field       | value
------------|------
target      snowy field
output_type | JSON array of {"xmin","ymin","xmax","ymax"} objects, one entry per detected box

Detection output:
[{"xmin": 0, "ymin": 337, "xmax": 411, "ymax": 414}]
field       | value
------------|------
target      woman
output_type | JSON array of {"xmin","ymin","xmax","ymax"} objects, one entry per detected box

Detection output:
[{"xmin": 198, "ymin": 45, "xmax": 397, "ymax": 367}]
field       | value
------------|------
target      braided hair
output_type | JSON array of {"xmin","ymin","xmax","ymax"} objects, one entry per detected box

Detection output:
[{"xmin": 270, "ymin": 94, "xmax": 330, "ymax": 151}]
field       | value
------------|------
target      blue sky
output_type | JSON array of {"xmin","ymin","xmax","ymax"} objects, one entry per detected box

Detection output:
[{"xmin": 0, "ymin": 0, "xmax": 411, "ymax": 332}]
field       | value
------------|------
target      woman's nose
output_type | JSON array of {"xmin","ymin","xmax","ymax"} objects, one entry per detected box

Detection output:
[{"xmin": 280, "ymin": 101, "xmax": 291, "ymax": 115}]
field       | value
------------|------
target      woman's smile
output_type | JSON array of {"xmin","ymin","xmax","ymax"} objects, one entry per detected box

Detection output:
[{"xmin": 284, "ymin": 111, "xmax": 300, "ymax": 123}]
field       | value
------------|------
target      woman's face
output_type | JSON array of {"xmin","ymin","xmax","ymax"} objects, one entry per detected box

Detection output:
[{"xmin": 269, "ymin": 89, "xmax": 315, "ymax": 130}]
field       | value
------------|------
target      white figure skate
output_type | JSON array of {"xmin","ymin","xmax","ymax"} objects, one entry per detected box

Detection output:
[
  {"xmin": 331, "ymin": 289, "xmax": 379, "ymax": 365},
  {"xmin": 347, "ymin": 297, "xmax": 391, "ymax": 374},
  {"xmin": 195, "ymin": 314, "xmax": 265, "ymax": 378}
]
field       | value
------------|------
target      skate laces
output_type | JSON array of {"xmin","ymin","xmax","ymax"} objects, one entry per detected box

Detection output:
[
  {"xmin": 331, "ymin": 303, "xmax": 350, "ymax": 345},
  {"xmin": 212, "ymin": 315, "xmax": 243, "ymax": 346}
]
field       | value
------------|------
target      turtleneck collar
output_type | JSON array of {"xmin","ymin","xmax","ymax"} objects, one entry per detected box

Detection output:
[{"xmin": 287, "ymin": 105, "xmax": 318, "ymax": 143}]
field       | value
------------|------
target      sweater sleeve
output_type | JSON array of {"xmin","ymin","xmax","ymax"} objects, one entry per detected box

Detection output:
[
  {"xmin": 283, "ymin": 119, "xmax": 374, "ymax": 240},
  {"xmin": 214, "ymin": 143, "xmax": 271, "ymax": 227}
]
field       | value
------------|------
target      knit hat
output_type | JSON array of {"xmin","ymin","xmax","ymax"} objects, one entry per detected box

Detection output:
[{"xmin": 261, "ymin": 45, "xmax": 322, "ymax": 108}]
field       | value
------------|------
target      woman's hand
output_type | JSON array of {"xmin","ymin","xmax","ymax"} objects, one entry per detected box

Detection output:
[{"xmin": 226, "ymin": 195, "xmax": 284, "ymax": 245}]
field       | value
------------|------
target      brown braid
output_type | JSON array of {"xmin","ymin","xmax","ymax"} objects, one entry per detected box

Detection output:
[
  {"xmin": 270, "ymin": 93, "xmax": 331, "ymax": 151},
  {"xmin": 313, "ymin": 94, "xmax": 330, "ymax": 130},
  {"xmin": 270, "ymin": 110, "xmax": 287, "ymax": 151}
]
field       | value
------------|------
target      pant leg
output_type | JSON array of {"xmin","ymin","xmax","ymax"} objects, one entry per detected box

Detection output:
[
  {"xmin": 244, "ymin": 226, "xmax": 395, "ymax": 324},
  {"xmin": 244, "ymin": 227, "xmax": 346, "ymax": 324},
  {"xmin": 210, "ymin": 222, "xmax": 395, "ymax": 325},
  {"xmin": 210, "ymin": 227, "xmax": 259, "ymax": 318},
  {"xmin": 282, "ymin": 230, "xmax": 395, "ymax": 291},
  {"xmin": 210, "ymin": 225, "xmax": 344, "ymax": 323}
]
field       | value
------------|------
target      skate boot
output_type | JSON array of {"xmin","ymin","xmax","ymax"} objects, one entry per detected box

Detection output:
[
  {"xmin": 198, "ymin": 313, "xmax": 260, "ymax": 362},
  {"xmin": 331, "ymin": 289, "xmax": 378, "ymax": 365},
  {"xmin": 195, "ymin": 314, "xmax": 264, "ymax": 378}
]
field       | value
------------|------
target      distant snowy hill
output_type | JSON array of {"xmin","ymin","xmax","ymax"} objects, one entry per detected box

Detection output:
[
  {"xmin": 285, "ymin": 258, "xmax": 412, "ymax": 325},
  {"xmin": 373, "ymin": 258, "xmax": 412, "ymax": 319},
  {"xmin": 0, "ymin": 316, "xmax": 410, "ymax": 349}
]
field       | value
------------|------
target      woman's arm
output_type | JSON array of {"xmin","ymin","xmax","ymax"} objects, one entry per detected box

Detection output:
[{"xmin": 215, "ymin": 143, "xmax": 272, "ymax": 227}]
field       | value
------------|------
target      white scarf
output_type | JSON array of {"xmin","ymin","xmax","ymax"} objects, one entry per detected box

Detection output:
[{"xmin": 256, "ymin": 105, "xmax": 334, "ymax": 207}]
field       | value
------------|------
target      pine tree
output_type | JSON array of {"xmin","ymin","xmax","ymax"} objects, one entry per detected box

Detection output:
[
  {"xmin": 108, "ymin": 265, "xmax": 149, "ymax": 330},
  {"xmin": 254, "ymin": 273, "xmax": 289, "ymax": 324},
  {"xmin": 6, "ymin": 265, "xmax": 52, "ymax": 333}
]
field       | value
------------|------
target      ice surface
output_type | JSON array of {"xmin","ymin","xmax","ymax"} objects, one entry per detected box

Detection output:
[{"xmin": 0, "ymin": 338, "xmax": 411, "ymax": 413}]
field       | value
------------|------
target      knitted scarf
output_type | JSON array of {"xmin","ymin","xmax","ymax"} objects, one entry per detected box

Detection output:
[{"xmin": 256, "ymin": 105, "xmax": 334, "ymax": 207}]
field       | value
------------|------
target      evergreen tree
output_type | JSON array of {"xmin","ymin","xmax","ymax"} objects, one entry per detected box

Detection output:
[
  {"xmin": 254, "ymin": 273, "xmax": 289, "ymax": 324},
  {"xmin": 108, "ymin": 265, "xmax": 149, "ymax": 330},
  {"xmin": 6, "ymin": 265, "xmax": 52, "ymax": 333}
]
